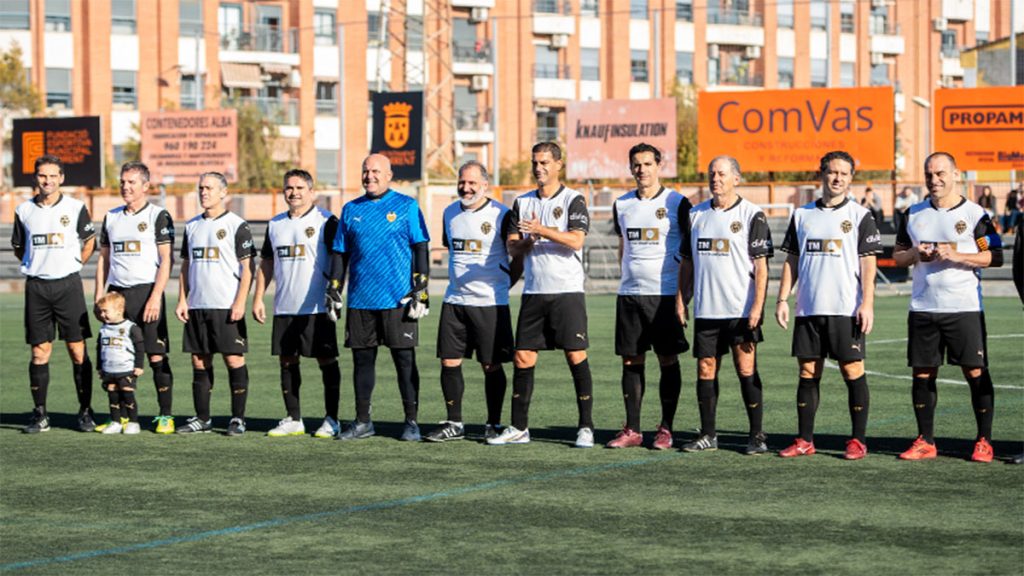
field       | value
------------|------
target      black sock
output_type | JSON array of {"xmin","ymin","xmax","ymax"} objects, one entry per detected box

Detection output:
[
  {"xmin": 659, "ymin": 362, "xmax": 681, "ymax": 430},
  {"xmin": 29, "ymin": 363, "xmax": 49, "ymax": 410},
  {"xmin": 440, "ymin": 365, "xmax": 465, "ymax": 422},
  {"xmin": 352, "ymin": 348, "xmax": 377, "ymax": 423},
  {"xmin": 319, "ymin": 361, "xmax": 341, "ymax": 421},
  {"xmin": 511, "ymin": 366, "xmax": 534, "ymax": 430},
  {"xmin": 150, "ymin": 358, "xmax": 173, "ymax": 416},
  {"xmin": 484, "ymin": 367, "xmax": 507, "ymax": 426},
  {"xmin": 911, "ymin": 376, "xmax": 938, "ymax": 443},
  {"xmin": 845, "ymin": 375, "xmax": 869, "ymax": 442},
  {"xmin": 107, "ymin": 388, "xmax": 121, "ymax": 422},
  {"xmin": 621, "ymin": 363, "xmax": 645, "ymax": 431},
  {"xmin": 73, "ymin": 357, "xmax": 92, "ymax": 412},
  {"xmin": 192, "ymin": 368, "xmax": 212, "ymax": 422},
  {"xmin": 570, "ymin": 359, "xmax": 594, "ymax": 429},
  {"xmin": 280, "ymin": 363, "xmax": 302, "ymax": 420},
  {"xmin": 696, "ymin": 378, "xmax": 717, "ymax": 436},
  {"xmin": 797, "ymin": 377, "xmax": 820, "ymax": 442},
  {"xmin": 228, "ymin": 366, "xmax": 249, "ymax": 419},
  {"xmin": 391, "ymin": 348, "xmax": 419, "ymax": 422},
  {"xmin": 121, "ymin": 390, "xmax": 138, "ymax": 423},
  {"xmin": 205, "ymin": 365, "xmax": 215, "ymax": 389},
  {"xmin": 967, "ymin": 371, "xmax": 995, "ymax": 440},
  {"xmin": 740, "ymin": 372, "xmax": 764, "ymax": 436}
]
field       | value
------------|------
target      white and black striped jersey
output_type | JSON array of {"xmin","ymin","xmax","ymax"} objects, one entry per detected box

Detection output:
[
  {"xmin": 682, "ymin": 196, "xmax": 773, "ymax": 319},
  {"xmin": 11, "ymin": 194, "xmax": 95, "ymax": 279},
  {"xmin": 780, "ymin": 198, "xmax": 882, "ymax": 317},
  {"xmin": 442, "ymin": 198, "xmax": 513, "ymax": 306},
  {"xmin": 613, "ymin": 187, "xmax": 691, "ymax": 296},
  {"xmin": 180, "ymin": 211, "xmax": 255, "ymax": 310},
  {"xmin": 509, "ymin": 186, "xmax": 589, "ymax": 294},
  {"xmin": 895, "ymin": 197, "xmax": 1002, "ymax": 313},
  {"xmin": 260, "ymin": 206, "xmax": 337, "ymax": 316},
  {"xmin": 99, "ymin": 203, "xmax": 174, "ymax": 288},
  {"xmin": 97, "ymin": 320, "xmax": 144, "ymax": 375}
]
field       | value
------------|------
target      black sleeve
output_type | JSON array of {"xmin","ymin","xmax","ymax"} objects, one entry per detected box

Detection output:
[
  {"xmin": 857, "ymin": 212, "xmax": 883, "ymax": 255},
  {"xmin": 612, "ymin": 203, "xmax": 621, "ymax": 237},
  {"xmin": 894, "ymin": 209, "xmax": 912, "ymax": 247},
  {"xmin": 748, "ymin": 211, "xmax": 773, "ymax": 259},
  {"xmin": 11, "ymin": 213, "xmax": 24, "ymax": 249},
  {"xmin": 412, "ymin": 241, "xmax": 429, "ymax": 275},
  {"xmin": 779, "ymin": 217, "xmax": 799, "ymax": 255},
  {"xmin": 77, "ymin": 206, "xmax": 96, "ymax": 241},
  {"xmin": 259, "ymin": 233, "xmax": 273, "ymax": 260},
  {"xmin": 179, "ymin": 230, "xmax": 190, "ymax": 260},
  {"xmin": 566, "ymin": 195, "xmax": 589, "ymax": 233},
  {"xmin": 99, "ymin": 215, "xmax": 110, "ymax": 247},
  {"xmin": 973, "ymin": 213, "xmax": 1003, "ymax": 267},
  {"xmin": 676, "ymin": 196, "xmax": 692, "ymax": 230},
  {"xmin": 323, "ymin": 216, "xmax": 339, "ymax": 251},
  {"xmin": 508, "ymin": 199, "xmax": 521, "ymax": 231},
  {"xmin": 1014, "ymin": 219, "xmax": 1023, "ymax": 302},
  {"xmin": 235, "ymin": 222, "xmax": 255, "ymax": 260},
  {"xmin": 131, "ymin": 325, "xmax": 145, "ymax": 370},
  {"xmin": 680, "ymin": 209, "xmax": 693, "ymax": 260},
  {"xmin": 155, "ymin": 210, "xmax": 174, "ymax": 246},
  {"xmin": 499, "ymin": 210, "xmax": 514, "ymax": 243}
]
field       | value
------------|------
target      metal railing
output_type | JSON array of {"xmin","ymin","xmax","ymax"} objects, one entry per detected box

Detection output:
[
  {"xmin": 535, "ymin": 126, "xmax": 559, "ymax": 142},
  {"xmin": 316, "ymin": 99, "xmax": 338, "ymax": 116},
  {"xmin": 707, "ymin": 8, "xmax": 763, "ymax": 26},
  {"xmin": 228, "ymin": 96, "xmax": 299, "ymax": 125},
  {"xmin": 712, "ymin": 71, "xmax": 764, "ymax": 87},
  {"xmin": 220, "ymin": 25, "xmax": 299, "ymax": 53},
  {"xmin": 676, "ymin": 3, "xmax": 694, "ymax": 21},
  {"xmin": 533, "ymin": 0, "xmax": 572, "ymax": 15},
  {"xmin": 533, "ymin": 63, "xmax": 571, "ymax": 79},
  {"xmin": 869, "ymin": 20, "xmax": 901, "ymax": 36},
  {"xmin": 452, "ymin": 40, "xmax": 492, "ymax": 63},
  {"xmin": 941, "ymin": 45, "xmax": 961, "ymax": 58},
  {"xmin": 455, "ymin": 109, "xmax": 492, "ymax": 131}
]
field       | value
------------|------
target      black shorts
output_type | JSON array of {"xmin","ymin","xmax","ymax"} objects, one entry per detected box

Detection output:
[
  {"xmin": 437, "ymin": 303, "xmax": 514, "ymax": 364},
  {"xmin": 345, "ymin": 307, "xmax": 418, "ymax": 349},
  {"xmin": 24, "ymin": 274, "xmax": 92, "ymax": 345},
  {"xmin": 272, "ymin": 314, "xmax": 339, "ymax": 358},
  {"xmin": 109, "ymin": 283, "xmax": 169, "ymax": 356},
  {"xmin": 101, "ymin": 372, "xmax": 138, "ymax": 392},
  {"xmin": 515, "ymin": 293, "xmax": 589, "ymax": 351},
  {"xmin": 907, "ymin": 311, "xmax": 988, "ymax": 368},
  {"xmin": 182, "ymin": 309, "xmax": 248, "ymax": 355},
  {"xmin": 792, "ymin": 315, "xmax": 865, "ymax": 362},
  {"xmin": 693, "ymin": 317, "xmax": 763, "ymax": 359},
  {"xmin": 615, "ymin": 295, "xmax": 689, "ymax": 357}
]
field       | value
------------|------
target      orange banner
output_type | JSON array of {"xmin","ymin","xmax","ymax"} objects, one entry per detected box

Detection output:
[
  {"xmin": 566, "ymin": 98, "xmax": 677, "ymax": 180},
  {"xmin": 698, "ymin": 87, "xmax": 894, "ymax": 172},
  {"xmin": 141, "ymin": 109, "xmax": 239, "ymax": 184},
  {"xmin": 934, "ymin": 87, "xmax": 1024, "ymax": 171}
]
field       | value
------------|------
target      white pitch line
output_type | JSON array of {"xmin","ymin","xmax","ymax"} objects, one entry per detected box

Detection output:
[
  {"xmin": 822, "ymin": 360, "xmax": 1024, "ymax": 391},
  {"xmin": 868, "ymin": 334, "xmax": 1024, "ymax": 346}
]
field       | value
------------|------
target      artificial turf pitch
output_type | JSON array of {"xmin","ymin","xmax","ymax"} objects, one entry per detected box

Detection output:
[{"xmin": 1, "ymin": 293, "xmax": 1022, "ymax": 574}]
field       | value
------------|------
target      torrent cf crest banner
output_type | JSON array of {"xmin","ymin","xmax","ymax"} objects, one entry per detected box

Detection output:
[{"xmin": 371, "ymin": 91, "xmax": 423, "ymax": 181}]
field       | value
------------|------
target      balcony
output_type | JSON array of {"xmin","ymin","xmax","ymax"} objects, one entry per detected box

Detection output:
[
  {"xmin": 228, "ymin": 96, "xmax": 299, "ymax": 126},
  {"xmin": 534, "ymin": 63, "xmax": 575, "ymax": 99},
  {"xmin": 707, "ymin": 8, "xmax": 763, "ymax": 26},
  {"xmin": 533, "ymin": 0, "xmax": 575, "ymax": 35},
  {"xmin": 316, "ymin": 99, "xmax": 338, "ymax": 116},
  {"xmin": 220, "ymin": 25, "xmax": 301, "ymax": 67},
  {"xmin": 711, "ymin": 71, "xmax": 764, "ymax": 88},
  {"xmin": 535, "ymin": 126, "xmax": 560, "ymax": 142},
  {"xmin": 451, "ymin": 0, "xmax": 495, "ymax": 7},
  {"xmin": 706, "ymin": 11, "xmax": 765, "ymax": 47},
  {"xmin": 452, "ymin": 40, "xmax": 495, "ymax": 76},
  {"xmin": 455, "ymin": 109, "xmax": 494, "ymax": 143}
]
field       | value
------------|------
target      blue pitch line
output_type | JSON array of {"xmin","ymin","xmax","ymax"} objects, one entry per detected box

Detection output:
[{"xmin": 0, "ymin": 453, "xmax": 679, "ymax": 572}]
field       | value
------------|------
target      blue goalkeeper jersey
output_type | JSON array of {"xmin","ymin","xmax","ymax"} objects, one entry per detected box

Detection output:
[{"xmin": 334, "ymin": 189, "xmax": 430, "ymax": 309}]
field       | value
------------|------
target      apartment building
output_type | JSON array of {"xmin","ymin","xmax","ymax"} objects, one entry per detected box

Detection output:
[{"xmin": 0, "ymin": 0, "xmax": 1018, "ymax": 189}]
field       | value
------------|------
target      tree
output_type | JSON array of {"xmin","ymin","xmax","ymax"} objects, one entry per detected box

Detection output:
[
  {"xmin": 0, "ymin": 42, "xmax": 41, "ymax": 189},
  {"xmin": 671, "ymin": 81, "xmax": 701, "ymax": 182},
  {"xmin": 231, "ymin": 98, "xmax": 289, "ymax": 191}
]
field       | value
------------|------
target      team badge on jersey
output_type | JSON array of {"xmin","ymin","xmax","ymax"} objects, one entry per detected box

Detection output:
[
  {"xmin": 138, "ymin": 222, "xmax": 148, "ymax": 233},
  {"xmin": 387, "ymin": 211, "xmax": 397, "ymax": 223},
  {"xmin": 841, "ymin": 220, "xmax": 852, "ymax": 234},
  {"xmin": 553, "ymin": 207, "xmax": 563, "ymax": 219},
  {"xmin": 216, "ymin": 229, "xmax": 227, "ymax": 240},
  {"xmin": 481, "ymin": 221, "xmax": 492, "ymax": 235},
  {"xmin": 119, "ymin": 327, "xmax": 125, "ymax": 335},
  {"xmin": 655, "ymin": 207, "xmax": 667, "ymax": 219},
  {"xmin": 305, "ymin": 226, "xmax": 315, "ymax": 238},
  {"xmin": 60, "ymin": 215, "xmax": 70, "ymax": 227},
  {"xmin": 955, "ymin": 220, "xmax": 967, "ymax": 235},
  {"xmin": 730, "ymin": 221, "xmax": 742, "ymax": 233}
]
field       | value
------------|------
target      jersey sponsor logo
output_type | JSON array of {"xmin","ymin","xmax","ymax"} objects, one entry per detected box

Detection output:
[
  {"xmin": 626, "ymin": 227, "xmax": 661, "ymax": 242},
  {"xmin": 656, "ymin": 207, "xmax": 667, "ymax": 219},
  {"xmin": 553, "ymin": 206, "xmax": 564, "ymax": 219},
  {"xmin": 697, "ymin": 237, "xmax": 731, "ymax": 253},
  {"xmin": 100, "ymin": 336, "xmax": 126, "ymax": 347},
  {"xmin": 751, "ymin": 237, "xmax": 771, "ymax": 250},
  {"xmin": 305, "ymin": 226, "xmax": 315, "ymax": 238},
  {"xmin": 480, "ymin": 221, "xmax": 492, "ymax": 235},
  {"xmin": 955, "ymin": 220, "xmax": 967, "ymax": 235},
  {"xmin": 841, "ymin": 220, "xmax": 853, "ymax": 233},
  {"xmin": 60, "ymin": 215, "xmax": 70, "ymax": 227},
  {"xmin": 276, "ymin": 244, "xmax": 308, "ymax": 258},
  {"xmin": 138, "ymin": 222, "xmax": 148, "ymax": 233},
  {"xmin": 191, "ymin": 246, "xmax": 221, "ymax": 260},
  {"xmin": 160, "ymin": 226, "xmax": 171, "ymax": 236},
  {"xmin": 451, "ymin": 238, "xmax": 483, "ymax": 253},
  {"xmin": 31, "ymin": 233, "xmax": 64, "ymax": 247},
  {"xmin": 569, "ymin": 212, "xmax": 588, "ymax": 225},
  {"xmin": 864, "ymin": 232, "xmax": 881, "ymax": 245},
  {"xmin": 242, "ymin": 238, "xmax": 254, "ymax": 250},
  {"xmin": 805, "ymin": 238, "xmax": 843, "ymax": 253},
  {"xmin": 112, "ymin": 240, "xmax": 142, "ymax": 254}
]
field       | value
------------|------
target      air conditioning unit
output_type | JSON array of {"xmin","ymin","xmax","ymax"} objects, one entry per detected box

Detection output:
[
  {"xmin": 708, "ymin": 44, "xmax": 720, "ymax": 59},
  {"xmin": 870, "ymin": 52, "xmax": 884, "ymax": 65},
  {"xmin": 470, "ymin": 7, "xmax": 489, "ymax": 23},
  {"xmin": 744, "ymin": 46, "xmax": 761, "ymax": 59},
  {"xmin": 550, "ymin": 34, "xmax": 569, "ymax": 48},
  {"xmin": 470, "ymin": 75, "xmax": 489, "ymax": 91},
  {"xmin": 933, "ymin": 17, "xmax": 947, "ymax": 31}
]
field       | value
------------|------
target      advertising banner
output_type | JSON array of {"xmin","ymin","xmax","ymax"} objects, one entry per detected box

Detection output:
[
  {"xmin": 140, "ymin": 109, "xmax": 239, "ymax": 184},
  {"xmin": 565, "ymin": 98, "xmax": 678, "ymax": 180},
  {"xmin": 934, "ymin": 86, "xmax": 1024, "ymax": 170},
  {"xmin": 12, "ymin": 116, "xmax": 103, "ymax": 187},
  {"xmin": 371, "ymin": 91, "xmax": 424, "ymax": 181}
]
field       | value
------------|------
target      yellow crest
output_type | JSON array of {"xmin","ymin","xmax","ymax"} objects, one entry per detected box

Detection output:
[
  {"xmin": 655, "ymin": 207, "xmax": 667, "ymax": 219},
  {"xmin": 386, "ymin": 211, "xmax": 397, "ymax": 223},
  {"xmin": 481, "ymin": 221, "xmax": 492, "ymax": 235},
  {"xmin": 730, "ymin": 221, "xmax": 742, "ymax": 234},
  {"xmin": 383, "ymin": 101, "xmax": 413, "ymax": 149},
  {"xmin": 138, "ymin": 222, "xmax": 148, "ymax": 233},
  {"xmin": 553, "ymin": 207, "xmax": 564, "ymax": 219},
  {"xmin": 841, "ymin": 220, "xmax": 852, "ymax": 234},
  {"xmin": 216, "ymin": 229, "xmax": 227, "ymax": 240},
  {"xmin": 60, "ymin": 215, "xmax": 70, "ymax": 227},
  {"xmin": 305, "ymin": 226, "xmax": 315, "ymax": 238},
  {"xmin": 955, "ymin": 220, "xmax": 967, "ymax": 235}
]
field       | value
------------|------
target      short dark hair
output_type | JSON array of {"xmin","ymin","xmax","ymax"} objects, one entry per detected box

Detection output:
[
  {"xmin": 198, "ymin": 172, "xmax": 228, "ymax": 190},
  {"xmin": 120, "ymin": 161, "xmax": 151, "ymax": 183},
  {"xmin": 458, "ymin": 160, "xmax": 490, "ymax": 182},
  {"xmin": 924, "ymin": 151, "xmax": 957, "ymax": 171},
  {"xmin": 34, "ymin": 154, "xmax": 64, "ymax": 175},
  {"xmin": 629, "ymin": 142, "xmax": 661, "ymax": 165},
  {"xmin": 818, "ymin": 150, "xmax": 855, "ymax": 175},
  {"xmin": 283, "ymin": 168, "xmax": 314, "ymax": 189},
  {"xmin": 531, "ymin": 141, "xmax": 562, "ymax": 161}
]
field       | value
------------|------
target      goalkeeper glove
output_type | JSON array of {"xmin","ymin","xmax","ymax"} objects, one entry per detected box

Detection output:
[
  {"xmin": 400, "ymin": 272, "xmax": 430, "ymax": 319},
  {"xmin": 326, "ymin": 279, "xmax": 344, "ymax": 322}
]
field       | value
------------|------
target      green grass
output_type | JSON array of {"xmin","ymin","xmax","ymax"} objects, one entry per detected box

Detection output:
[{"xmin": 1, "ymin": 293, "xmax": 1022, "ymax": 574}]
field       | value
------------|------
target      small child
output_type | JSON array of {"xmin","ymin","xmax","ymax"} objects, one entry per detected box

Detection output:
[{"xmin": 95, "ymin": 292, "xmax": 145, "ymax": 434}]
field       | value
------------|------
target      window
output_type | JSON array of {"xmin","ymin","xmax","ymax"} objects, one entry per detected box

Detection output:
[
  {"xmin": 0, "ymin": 0, "xmax": 29, "ymax": 29},
  {"xmin": 676, "ymin": 51, "xmax": 693, "ymax": 84},
  {"xmin": 630, "ymin": 49, "xmax": 648, "ymax": 82},
  {"xmin": 840, "ymin": 62, "xmax": 855, "ymax": 86},
  {"xmin": 777, "ymin": 0, "xmax": 793, "ymax": 28},
  {"xmin": 314, "ymin": 9, "xmax": 336, "ymax": 45},
  {"xmin": 534, "ymin": 45, "xmax": 560, "ymax": 78},
  {"xmin": 940, "ymin": 30, "xmax": 958, "ymax": 57},
  {"xmin": 219, "ymin": 3, "xmax": 242, "ymax": 38},
  {"xmin": 45, "ymin": 0, "xmax": 71, "ymax": 32},
  {"xmin": 630, "ymin": 0, "xmax": 647, "ymax": 19},
  {"xmin": 676, "ymin": 0, "xmax": 693, "ymax": 21},
  {"xmin": 45, "ymin": 68, "xmax": 72, "ymax": 108},
  {"xmin": 708, "ymin": 57, "xmax": 719, "ymax": 85},
  {"xmin": 870, "ymin": 62, "xmax": 889, "ymax": 86},
  {"xmin": 706, "ymin": 0, "xmax": 720, "ymax": 23},
  {"xmin": 111, "ymin": 0, "xmax": 136, "ymax": 34},
  {"xmin": 316, "ymin": 81, "xmax": 338, "ymax": 115},
  {"xmin": 180, "ymin": 0, "xmax": 202, "ymax": 36},
  {"xmin": 870, "ymin": 6, "xmax": 890, "ymax": 34},
  {"xmin": 840, "ymin": 1, "xmax": 855, "ymax": 33},
  {"xmin": 580, "ymin": 0, "xmax": 599, "ymax": 17},
  {"xmin": 316, "ymin": 150, "xmax": 338, "ymax": 186},
  {"xmin": 367, "ymin": 10, "xmax": 386, "ymax": 46},
  {"xmin": 777, "ymin": 57, "xmax": 794, "ymax": 88},
  {"xmin": 180, "ymin": 74, "xmax": 198, "ymax": 109},
  {"xmin": 406, "ymin": 15, "xmax": 423, "ymax": 51},
  {"xmin": 536, "ymin": 111, "xmax": 558, "ymax": 142},
  {"xmin": 112, "ymin": 70, "xmax": 137, "ymax": 106},
  {"xmin": 810, "ymin": 58, "xmax": 827, "ymax": 87},
  {"xmin": 581, "ymin": 48, "xmax": 599, "ymax": 81},
  {"xmin": 976, "ymin": 30, "xmax": 989, "ymax": 44},
  {"xmin": 810, "ymin": 0, "xmax": 827, "ymax": 30}
]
